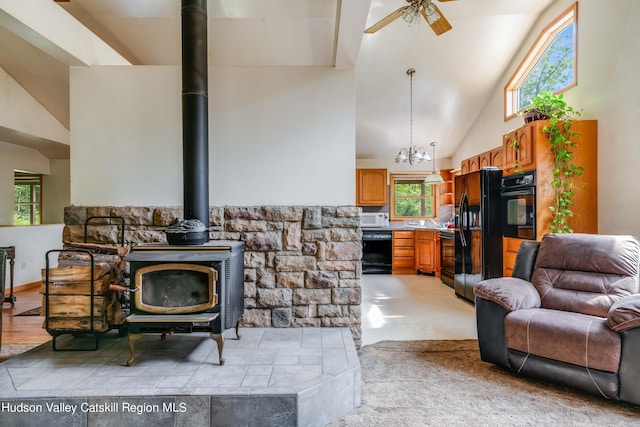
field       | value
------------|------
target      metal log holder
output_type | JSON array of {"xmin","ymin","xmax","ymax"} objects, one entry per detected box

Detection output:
[
  {"xmin": 1, "ymin": 246, "xmax": 16, "ymax": 305},
  {"xmin": 45, "ymin": 249, "xmax": 100, "ymax": 351}
]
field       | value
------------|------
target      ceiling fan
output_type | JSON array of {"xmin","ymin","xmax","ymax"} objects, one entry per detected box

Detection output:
[{"xmin": 364, "ymin": 0, "xmax": 455, "ymax": 36}]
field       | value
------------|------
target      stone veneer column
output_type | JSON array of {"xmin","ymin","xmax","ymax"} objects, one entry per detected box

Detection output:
[{"xmin": 63, "ymin": 205, "xmax": 363, "ymax": 346}]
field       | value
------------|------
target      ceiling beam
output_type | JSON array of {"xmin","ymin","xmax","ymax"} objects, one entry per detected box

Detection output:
[
  {"xmin": 333, "ymin": 0, "xmax": 372, "ymax": 68},
  {"xmin": 0, "ymin": 0, "xmax": 130, "ymax": 66}
]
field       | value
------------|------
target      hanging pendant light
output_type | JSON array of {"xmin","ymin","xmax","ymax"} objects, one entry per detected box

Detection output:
[
  {"xmin": 424, "ymin": 141, "xmax": 444, "ymax": 184},
  {"xmin": 395, "ymin": 68, "xmax": 430, "ymax": 165}
]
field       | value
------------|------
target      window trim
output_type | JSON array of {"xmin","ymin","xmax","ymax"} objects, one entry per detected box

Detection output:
[
  {"xmin": 504, "ymin": 2, "xmax": 578, "ymax": 121},
  {"xmin": 389, "ymin": 173, "xmax": 439, "ymax": 221},
  {"xmin": 14, "ymin": 172, "xmax": 43, "ymax": 225}
]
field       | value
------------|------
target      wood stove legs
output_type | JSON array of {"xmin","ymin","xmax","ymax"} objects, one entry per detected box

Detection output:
[
  {"xmin": 210, "ymin": 333, "xmax": 225, "ymax": 365},
  {"xmin": 209, "ymin": 321, "xmax": 242, "ymax": 366},
  {"xmin": 124, "ymin": 321, "xmax": 241, "ymax": 367}
]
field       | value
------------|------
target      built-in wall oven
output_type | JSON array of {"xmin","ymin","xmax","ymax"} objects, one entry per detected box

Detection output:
[
  {"xmin": 362, "ymin": 229, "xmax": 392, "ymax": 274},
  {"xmin": 501, "ymin": 170, "xmax": 536, "ymax": 240}
]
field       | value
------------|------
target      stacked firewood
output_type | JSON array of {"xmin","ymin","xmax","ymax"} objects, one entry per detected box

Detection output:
[{"xmin": 40, "ymin": 243, "xmax": 129, "ymax": 333}]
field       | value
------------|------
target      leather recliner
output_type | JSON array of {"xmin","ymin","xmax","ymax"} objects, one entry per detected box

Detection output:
[{"xmin": 474, "ymin": 233, "xmax": 640, "ymax": 405}]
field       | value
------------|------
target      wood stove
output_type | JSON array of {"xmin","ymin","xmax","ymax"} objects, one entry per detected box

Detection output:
[{"xmin": 124, "ymin": 241, "xmax": 244, "ymax": 365}]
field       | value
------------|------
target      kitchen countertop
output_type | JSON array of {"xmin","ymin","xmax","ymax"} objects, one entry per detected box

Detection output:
[{"xmin": 362, "ymin": 223, "xmax": 455, "ymax": 233}]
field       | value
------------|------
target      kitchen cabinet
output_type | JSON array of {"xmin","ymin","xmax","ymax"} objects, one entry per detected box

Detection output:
[
  {"xmin": 503, "ymin": 120, "xmax": 598, "ymax": 239},
  {"xmin": 460, "ymin": 159, "xmax": 470, "ymax": 175},
  {"xmin": 461, "ymin": 147, "xmax": 501, "ymax": 175},
  {"xmin": 468, "ymin": 156, "xmax": 480, "ymax": 173},
  {"xmin": 503, "ymin": 124, "xmax": 534, "ymax": 175},
  {"xmin": 415, "ymin": 230, "xmax": 439, "ymax": 275},
  {"xmin": 479, "ymin": 151, "xmax": 492, "ymax": 169},
  {"xmin": 503, "ymin": 237, "xmax": 526, "ymax": 276},
  {"xmin": 461, "ymin": 156, "xmax": 478, "ymax": 173},
  {"xmin": 502, "ymin": 120, "xmax": 598, "ymax": 274},
  {"xmin": 356, "ymin": 168, "xmax": 387, "ymax": 206},
  {"xmin": 439, "ymin": 170, "xmax": 454, "ymax": 205},
  {"xmin": 490, "ymin": 147, "xmax": 503, "ymax": 168},
  {"xmin": 392, "ymin": 230, "xmax": 415, "ymax": 274}
]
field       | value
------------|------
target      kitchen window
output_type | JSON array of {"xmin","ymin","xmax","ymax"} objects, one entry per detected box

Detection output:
[
  {"xmin": 14, "ymin": 172, "xmax": 42, "ymax": 225},
  {"xmin": 390, "ymin": 174, "xmax": 437, "ymax": 221},
  {"xmin": 504, "ymin": 2, "xmax": 577, "ymax": 120}
]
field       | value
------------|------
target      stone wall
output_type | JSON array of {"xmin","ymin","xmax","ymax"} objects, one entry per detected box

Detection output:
[{"xmin": 63, "ymin": 205, "xmax": 362, "ymax": 346}]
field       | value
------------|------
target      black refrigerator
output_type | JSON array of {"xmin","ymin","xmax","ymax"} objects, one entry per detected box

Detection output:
[{"xmin": 454, "ymin": 168, "xmax": 503, "ymax": 303}]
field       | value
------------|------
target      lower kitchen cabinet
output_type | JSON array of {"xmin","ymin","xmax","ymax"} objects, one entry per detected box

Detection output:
[
  {"xmin": 415, "ymin": 230, "xmax": 439, "ymax": 275},
  {"xmin": 503, "ymin": 236, "xmax": 527, "ymax": 276},
  {"xmin": 392, "ymin": 230, "xmax": 415, "ymax": 274}
]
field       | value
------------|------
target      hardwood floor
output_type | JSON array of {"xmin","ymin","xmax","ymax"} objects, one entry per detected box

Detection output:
[{"xmin": 2, "ymin": 284, "xmax": 52, "ymax": 345}]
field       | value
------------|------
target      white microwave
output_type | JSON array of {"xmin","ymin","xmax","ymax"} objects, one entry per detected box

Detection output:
[{"xmin": 360, "ymin": 212, "xmax": 389, "ymax": 228}]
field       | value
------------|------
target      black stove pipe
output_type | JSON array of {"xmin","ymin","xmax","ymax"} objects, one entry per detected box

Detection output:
[{"xmin": 181, "ymin": 0, "xmax": 209, "ymax": 239}]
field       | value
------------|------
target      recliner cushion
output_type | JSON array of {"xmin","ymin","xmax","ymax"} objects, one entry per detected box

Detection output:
[
  {"xmin": 531, "ymin": 234, "xmax": 640, "ymax": 317},
  {"xmin": 505, "ymin": 308, "xmax": 621, "ymax": 373}
]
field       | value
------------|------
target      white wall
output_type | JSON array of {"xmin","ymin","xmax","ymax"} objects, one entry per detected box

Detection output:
[
  {"xmin": 70, "ymin": 65, "xmax": 356, "ymax": 207},
  {"xmin": 42, "ymin": 159, "xmax": 70, "ymax": 224},
  {"xmin": 454, "ymin": 0, "xmax": 640, "ymax": 237},
  {"xmin": 0, "ymin": 142, "xmax": 50, "ymax": 224},
  {"xmin": 356, "ymin": 157, "xmax": 454, "ymax": 176},
  {"xmin": 0, "ymin": 224, "xmax": 63, "ymax": 288},
  {"xmin": 0, "ymin": 67, "xmax": 69, "ymax": 145},
  {"xmin": 0, "ymin": 66, "xmax": 70, "ymax": 225}
]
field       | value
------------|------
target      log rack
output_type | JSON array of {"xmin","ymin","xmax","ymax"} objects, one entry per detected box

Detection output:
[
  {"xmin": 45, "ymin": 249, "xmax": 100, "ymax": 351},
  {"xmin": 44, "ymin": 248, "xmax": 129, "ymax": 351}
]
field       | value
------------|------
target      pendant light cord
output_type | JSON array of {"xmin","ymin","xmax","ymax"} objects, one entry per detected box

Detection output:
[{"xmin": 408, "ymin": 68, "xmax": 415, "ymax": 148}]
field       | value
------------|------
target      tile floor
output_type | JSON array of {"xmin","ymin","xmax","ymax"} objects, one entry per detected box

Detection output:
[
  {"xmin": 0, "ymin": 273, "xmax": 476, "ymax": 426},
  {"xmin": 0, "ymin": 328, "xmax": 360, "ymax": 426}
]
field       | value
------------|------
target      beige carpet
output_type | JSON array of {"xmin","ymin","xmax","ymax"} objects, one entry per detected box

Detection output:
[{"xmin": 331, "ymin": 340, "xmax": 640, "ymax": 427}]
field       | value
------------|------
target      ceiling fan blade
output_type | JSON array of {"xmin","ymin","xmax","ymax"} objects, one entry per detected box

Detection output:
[
  {"xmin": 364, "ymin": 6, "xmax": 408, "ymax": 34},
  {"xmin": 421, "ymin": 4, "xmax": 452, "ymax": 36}
]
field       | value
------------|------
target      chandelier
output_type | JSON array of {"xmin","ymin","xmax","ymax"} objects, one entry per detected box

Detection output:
[
  {"xmin": 401, "ymin": 1, "xmax": 441, "ymax": 28},
  {"xmin": 395, "ymin": 68, "xmax": 430, "ymax": 165}
]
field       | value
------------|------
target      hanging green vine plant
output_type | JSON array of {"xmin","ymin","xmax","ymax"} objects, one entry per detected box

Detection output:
[{"xmin": 522, "ymin": 92, "xmax": 583, "ymax": 233}]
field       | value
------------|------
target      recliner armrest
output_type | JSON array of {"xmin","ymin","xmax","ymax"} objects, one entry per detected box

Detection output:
[
  {"xmin": 473, "ymin": 277, "xmax": 541, "ymax": 312},
  {"xmin": 607, "ymin": 294, "xmax": 640, "ymax": 332}
]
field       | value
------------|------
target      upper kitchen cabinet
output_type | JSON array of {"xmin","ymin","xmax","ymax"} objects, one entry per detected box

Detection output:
[
  {"xmin": 460, "ymin": 159, "xmax": 470, "ymax": 175},
  {"xmin": 356, "ymin": 168, "xmax": 388, "ymax": 206},
  {"xmin": 503, "ymin": 123, "xmax": 534, "ymax": 175},
  {"xmin": 479, "ymin": 151, "xmax": 492, "ymax": 169},
  {"xmin": 468, "ymin": 156, "xmax": 480, "ymax": 173},
  {"xmin": 461, "ymin": 147, "xmax": 502, "ymax": 175},
  {"xmin": 490, "ymin": 147, "xmax": 503, "ymax": 168}
]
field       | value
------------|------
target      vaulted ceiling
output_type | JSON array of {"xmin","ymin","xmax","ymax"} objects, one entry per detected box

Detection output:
[{"xmin": 0, "ymin": 0, "xmax": 555, "ymax": 160}]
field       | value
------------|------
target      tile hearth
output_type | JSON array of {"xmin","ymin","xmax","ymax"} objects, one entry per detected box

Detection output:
[{"xmin": 0, "ymin": 327, "xmax": 360, "ymax": 426}]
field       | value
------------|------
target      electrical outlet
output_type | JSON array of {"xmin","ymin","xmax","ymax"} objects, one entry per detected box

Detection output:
[{"xmin": 21, "ymin": 261, "xmax": 27, "ymax": 270}]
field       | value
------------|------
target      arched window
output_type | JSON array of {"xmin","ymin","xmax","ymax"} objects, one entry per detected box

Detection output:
[{"xmin": 504, "ymin": 3, "xmax": 577, "ymax": 120}]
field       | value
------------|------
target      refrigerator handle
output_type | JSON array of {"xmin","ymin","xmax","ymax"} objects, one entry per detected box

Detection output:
[{"xmin": 458, "ymin": 193, "xmax": 468, "ymax": 247}]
